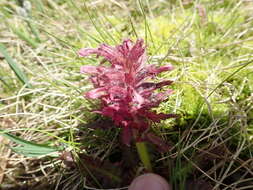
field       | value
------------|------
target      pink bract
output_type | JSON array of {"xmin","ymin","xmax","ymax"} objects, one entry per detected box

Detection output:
[{"xmin": 79, "ymin": 39, "xmax": 175, "ymax": 145}]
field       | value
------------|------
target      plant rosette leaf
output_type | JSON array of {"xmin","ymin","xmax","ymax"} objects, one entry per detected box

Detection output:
[{"xmin": 0, "ymin": 130, "xmax": 63, "ymax": 158}]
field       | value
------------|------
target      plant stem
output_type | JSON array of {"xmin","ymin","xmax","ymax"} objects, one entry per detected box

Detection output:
[{"xmin": 136, "ymin": 141, "xmax": 152, "ymax": 172}]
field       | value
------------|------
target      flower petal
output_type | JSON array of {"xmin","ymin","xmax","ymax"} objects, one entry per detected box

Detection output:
[
  {"xmin": 80, "ymin": 66, "xmax": 98, "ymax": 74},
  {"xmin": 151, "ymin": 65, "xmax": 174, "ymax": 74},
  {"xmin": 127, "ymin": 39, "xmax": 145, "ymax": 69},
  {"xmin": 108, "ymin": 86, "xmax": 127, "ymax": 100},
  {"xmin": 136, "ymin": 65, "xmax": 174, "ymax": 83},
  {"xmin": 140, "ymin": 111, "xmax": 178, "ymax": 122},
  {"xmin": 98, "ymin": 44, "xmax": 125, "ymax": 66},
  {"xmin": 79, "ymin": 48, "xmax": 99, "ymax": 57},
  {"xmin": 117, "ymin": 39, "xmax": 132, "ymax": 57},
  {"xmin": 85, "ymin": 88, "xmax": 106, "ymax": 99},
  {"xmin": 137, "ymin": 80, "xmax": 173, "ymax": 92},
  {"xmin": 79, "ymin": 44, "xmax": 125, "ymax": 66}
]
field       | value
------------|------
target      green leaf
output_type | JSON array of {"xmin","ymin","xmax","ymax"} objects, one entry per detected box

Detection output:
[
  {"xmin": 0, "ymin": 130, "xmax": 62, "ymax": 157},
  {"xmin": 0, "ymin": 43, "xmax": 32, "ymax": 88}
]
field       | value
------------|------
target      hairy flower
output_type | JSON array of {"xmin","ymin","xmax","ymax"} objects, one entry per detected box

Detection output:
[{"xmin": 79, "ymin": 39, "xmax": 175, "ymax": 145}]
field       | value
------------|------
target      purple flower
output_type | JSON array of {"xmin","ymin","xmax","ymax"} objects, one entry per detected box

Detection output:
[{"xmin": 79, "ymin": 39, "xmax": 176, "ymax": 145}]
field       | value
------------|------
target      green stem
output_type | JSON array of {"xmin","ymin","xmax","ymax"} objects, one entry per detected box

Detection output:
[{"xmin": 136, "ymin": 141, "xmax": 153, "ymax": 171}]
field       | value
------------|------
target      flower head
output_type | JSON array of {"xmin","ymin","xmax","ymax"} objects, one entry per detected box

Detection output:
[{"xmin": 79, "ymin": 39, "xmax": 175, "ymax": 145}]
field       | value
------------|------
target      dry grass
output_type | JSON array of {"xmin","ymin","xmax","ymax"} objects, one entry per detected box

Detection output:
[{"xmin": 0, "ymin": 0, "xmax": 253, "ymax": 189}]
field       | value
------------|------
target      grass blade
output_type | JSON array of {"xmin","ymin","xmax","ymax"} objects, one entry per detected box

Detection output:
[
  {"xmin": 25, "ymin": 17, "xmax": 41, "ymax": 43},
  {"xmin": 0, "ymin": 43, "xmax": 32, "ymax": 88},
  {"xmin": 11, "ymin": 26, "xmax": 39, "ymax": 48},
  {"xmin": 0, "ymin": 130, "xmax": 62, "ymax": 157}
]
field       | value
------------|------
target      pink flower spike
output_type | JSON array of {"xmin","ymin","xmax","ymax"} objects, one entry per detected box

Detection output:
[{"xmin": 79, "ymin": 39, "xmax": 176, "ymax": 145}]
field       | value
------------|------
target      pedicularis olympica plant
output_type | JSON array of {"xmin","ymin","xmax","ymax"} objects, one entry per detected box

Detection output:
[{"xmin": 79, "ymin": 39, "xmax": 176, "ymax": 146}]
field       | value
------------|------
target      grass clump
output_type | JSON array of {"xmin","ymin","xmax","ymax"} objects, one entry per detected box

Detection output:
[{"xmin": 0, "ymin": 0, "xmax": 253, "ymax": 189}]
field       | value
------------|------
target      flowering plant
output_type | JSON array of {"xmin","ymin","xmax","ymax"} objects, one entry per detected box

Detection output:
[{"xmin": 79, "ymin": 39, "xmax": 176, "ymax": 147}]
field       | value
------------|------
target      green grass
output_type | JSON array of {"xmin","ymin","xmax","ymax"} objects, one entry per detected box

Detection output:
[{"xmin": 0, "ymin": 0, "xmax": 253, "ymax": 189}]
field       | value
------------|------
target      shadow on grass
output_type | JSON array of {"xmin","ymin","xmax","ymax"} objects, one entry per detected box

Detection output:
[{"xmin": 1, "ymin": 108, "xmax": 252, "ymax": 190}]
